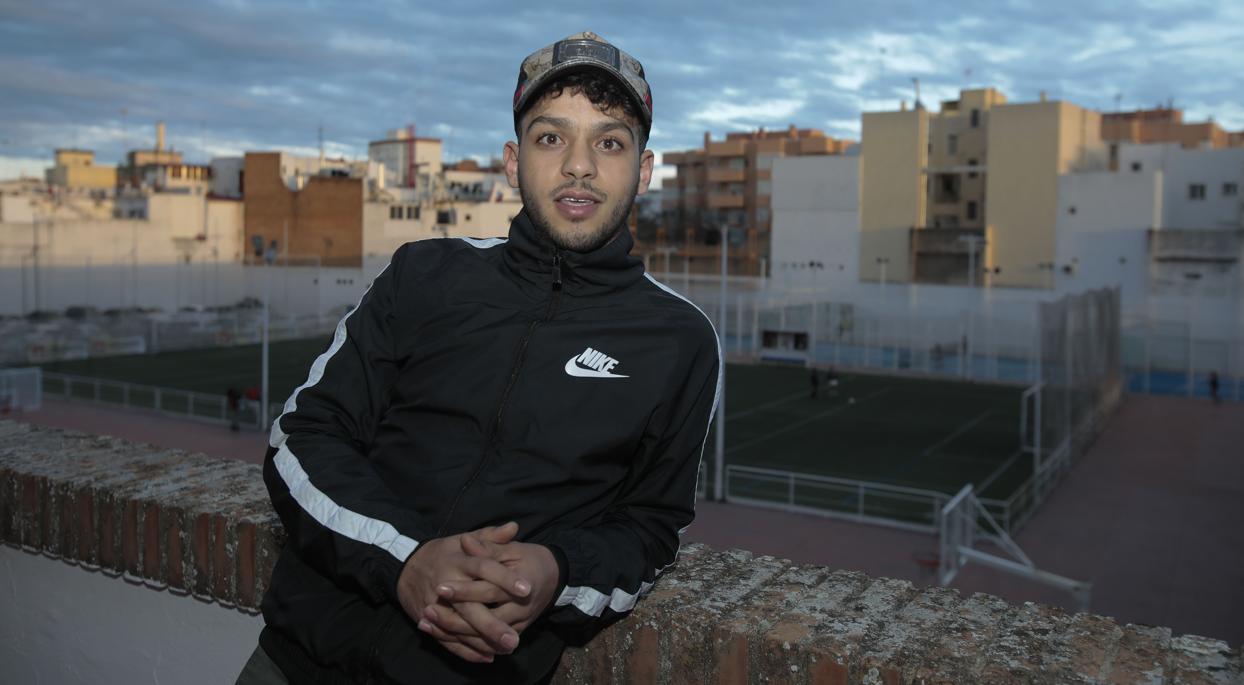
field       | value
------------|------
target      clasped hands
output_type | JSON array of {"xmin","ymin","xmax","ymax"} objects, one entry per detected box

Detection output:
[{"xmin": 396, "ymin": 521, "xmax": 559, "ymax": 663}]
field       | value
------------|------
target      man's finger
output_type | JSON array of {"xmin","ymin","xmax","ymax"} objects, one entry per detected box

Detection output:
[
  {"xmin": 476, "ymin": 521, "xmax": 519, "ymax": 544},
  {"xmin": 456, "ymin": 601, "xmax": 520, "ymax": 653},
  {"xmin": 418, "ymin": 617, "xmax": 498, "ymax": 658},
  {"xmin": 461, "ymin": 531, "xmax": 509, "ymax": 561},
  {"xmin": 463, "ymin": 555, "xmax": 531, "ymax": 597},
  {"xmin": 436, "ymin": 579, "xmax": 514, "ymax": 604},
  {"xmin": 423, "ymin": 604, "xmax": 481, "ymax": 637},
  {"xmin": 440, "ymin": 640, "xmax": 494, "ymax": 664}
]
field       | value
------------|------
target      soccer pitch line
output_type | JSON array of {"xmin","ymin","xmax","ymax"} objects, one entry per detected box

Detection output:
[
  {"xmin": 976, "ymin": 448, "xmax": 1023, "ymax": 494},
  {"xmin": 726, "ymin": 390, "xmax": 811, "ymax": 421},
  {"xmin": 725, "ymin": 386, "xmax": 893, "ymax": 456},
  {"xmin": 918, "ymin": 410, "xmax": 994, "ymax": 457}
]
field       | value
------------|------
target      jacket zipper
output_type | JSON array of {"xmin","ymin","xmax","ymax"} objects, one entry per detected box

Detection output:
[{"xmin": 434, "ymin": 251, "xmax": 563, "ymax": 536}]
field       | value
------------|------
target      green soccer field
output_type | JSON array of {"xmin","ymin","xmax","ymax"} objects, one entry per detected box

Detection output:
[
  {"xmin": 709, "ymin": 364, "xmax": 1028, "ymax": 504},
  {"xmin": 35, "ymin": 338, "xmax": 1030, "ymax": 511}
]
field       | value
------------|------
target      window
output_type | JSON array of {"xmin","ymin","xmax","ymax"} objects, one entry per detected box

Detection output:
[
  {"xmin": 1188, "ymin": 183, "xmax": 1206, "ymax": 201},
  {"xmin": 947, "ymin": 134, "xmax": 958, "ymax": 155},
  {"xmin": 967, "ymin": 201, "xmax": 978, "ymax": 221},
  {"xmin": 967, "ymin": 159, "xmax": 978, "ymax": 179},
  {"xmin": 437, "ymin": 209, "xmax": 457, "ymax": 224},
  {"xmin": 406, "ymin": 205, "xmax": 417, "ymax": 219},
  {"xmin": 934, "ymin": 174, "xmax": 961, "ymax": 203},
  {"xmin": 970, "ymin": 109, "xmax": 980, "ymax": 128},
  {"xmin": 389, "ymin": 205, "xmax": 400, "ymax": 220},
  {"xmin": 1131, "ymin": 162, "xmax": 1142, "ymax": 172},
  {"xmin": 1224, "ymin": 182, "xmax": 1239, "ymax": 197}
]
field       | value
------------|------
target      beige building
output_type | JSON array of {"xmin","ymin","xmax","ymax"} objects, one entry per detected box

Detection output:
[
  {"xmin": 860, "ymin": 88, "xmax": 1108, "ymax": 288},
  {"xmin": 45, "ymin": 149, "xmax": 117, "ymax": 191},
  {"xmin": 659, "ymin": 127, "xmax": 854, "ymax": 276},
  {"xmin": 368, "ymin": 127, "xmax": 444, "ymax": 189},
  {"xmin": 1102, "ymin": 107, "xmax": 1244, "ymax": 157}
]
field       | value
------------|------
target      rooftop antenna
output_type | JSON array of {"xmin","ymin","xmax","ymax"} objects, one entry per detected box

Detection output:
[
  {"xmin": 963, "ymin": 68, "xmax": 972, "ymax": 89},
  {"xmin": 1114, "ymin": 93, "xmax": 1122, "ymax": 112},
  {"xmin": 318, "ymin": 123, "xmax": 325, "ymax": 163},
  {"xmin": 912, "ymin": 77, "xmax": 922, "ymax": 110}
]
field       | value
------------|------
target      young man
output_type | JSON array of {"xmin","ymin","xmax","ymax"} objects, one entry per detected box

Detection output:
[{"xmin": 242, "ymin": 31, "xmax": 722, "ymax": 684}]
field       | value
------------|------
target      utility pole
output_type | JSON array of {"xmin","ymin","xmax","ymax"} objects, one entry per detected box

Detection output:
[{"xmin": 715, "ymin": 226, "xmax": 728, "ymax": 502}]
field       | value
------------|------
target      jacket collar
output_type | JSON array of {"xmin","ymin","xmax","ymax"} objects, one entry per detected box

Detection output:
[{"xmin": 502, "ymin": 209, "xmax": 645, "ymax": 296}]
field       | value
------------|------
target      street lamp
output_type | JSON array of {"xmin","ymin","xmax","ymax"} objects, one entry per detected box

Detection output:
[{"xmin": 253, "ymin": 236, "xmax": 279, "ymax": 429}]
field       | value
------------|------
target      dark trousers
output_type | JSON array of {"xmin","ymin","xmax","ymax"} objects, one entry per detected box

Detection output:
[{"xmin": 235, "ymin": 644, "xmax": 289, "ymax": 685}]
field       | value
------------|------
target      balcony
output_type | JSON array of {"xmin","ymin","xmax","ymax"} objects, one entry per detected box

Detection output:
[
  {"xmin": 910, "ymin": 227, "xmax": 989, "ymax": 285},
  {"xmin": 1148, "ymin": 228, "xmax": 1243, "ymax": 264},
  {"xmin": 706, "ymin": 139, "xmax": 747, "ymax": 157},
  {"xmin": 707, "ymin": 192, "xmax": 745, "ymax": 209},
  {"xmin": 706, "ymin": 167, "xmax": 746, "ymax": 183}
]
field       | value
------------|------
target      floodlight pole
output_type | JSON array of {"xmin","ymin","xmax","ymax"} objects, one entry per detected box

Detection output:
[{"xmin": 715, "ymin": 226, "xmax": 728, "ymax": 502}]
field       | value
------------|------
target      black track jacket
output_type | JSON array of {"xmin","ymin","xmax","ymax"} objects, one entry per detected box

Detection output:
[{"xmin": 259, "ymin": 210, "xmax": 722, "ymax": 684}]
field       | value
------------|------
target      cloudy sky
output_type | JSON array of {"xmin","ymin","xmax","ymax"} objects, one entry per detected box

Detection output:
[{"xmin": 2, "ymin": 0, "xmax": 1242, "ymax": 180}]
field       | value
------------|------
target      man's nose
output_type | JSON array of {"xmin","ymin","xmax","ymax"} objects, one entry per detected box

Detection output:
[{"xmin": 561, "ymin": 140, "xmax": 596, "ymax": 179}]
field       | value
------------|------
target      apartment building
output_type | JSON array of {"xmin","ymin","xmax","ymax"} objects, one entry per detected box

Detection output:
[
  {"xmin": 658, "ymin": 126, "xmax": 853, "ymax": 276},
  {"xmin": 1102, "ymin": 107, "xmax": 1244, "ymax": 159},
  {"xmin": 44, "ymin": 149, "xmax": 117, "ymax": 191},
  {"xmin": 860, "ymin": 88, "xmax": 1108, "ymax": 288}
]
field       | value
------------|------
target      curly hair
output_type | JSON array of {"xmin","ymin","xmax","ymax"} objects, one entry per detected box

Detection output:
[{"xmin": 516, "ymin": 70, "xmax": 648, "ymax": 149}]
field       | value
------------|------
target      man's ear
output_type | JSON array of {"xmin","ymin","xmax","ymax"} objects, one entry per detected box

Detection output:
[
  {"xmin": 636, "ymin": 148, "xmax": 655, "ymax": 196},
  {"xmin": 503, "ymin": 141, "xmax": 520, "ymax": 189}
]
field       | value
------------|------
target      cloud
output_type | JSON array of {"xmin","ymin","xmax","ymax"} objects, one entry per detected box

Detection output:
[
  {"xmin": 1, "ymin": 0, "xmax": 1242, "ymax": 183},
  {"xmin": 689, "ymin": 99, "xmax": 807, "ymax": 128}
]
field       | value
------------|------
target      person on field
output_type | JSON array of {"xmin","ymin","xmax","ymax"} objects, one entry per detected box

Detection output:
[{"xmin": 237, "ymin": 31, "xmax": 721, "ymax": 685}]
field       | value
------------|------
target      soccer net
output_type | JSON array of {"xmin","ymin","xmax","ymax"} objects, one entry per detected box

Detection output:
[{"xmin": 1034, "ymin": 287, "xmax": 1123, "ymax": 483}]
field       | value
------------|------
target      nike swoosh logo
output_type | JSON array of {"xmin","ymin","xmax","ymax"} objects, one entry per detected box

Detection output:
[{"xmin": 564, "ymin": 356, "xmax": 629, "ymax": 379}]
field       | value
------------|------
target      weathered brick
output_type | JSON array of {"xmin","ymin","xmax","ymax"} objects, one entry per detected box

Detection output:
[
  {"xmin": 1167, "ymin": 634, "xmax": 1242, "ymax": 685},
  {"xmin": 54, "ymin": 482, "xmax": 75, "ymax": 559},
  {"xmin": 20, "ymin": 472, "xmax": 41, "ymax": 548},
  {"xmin": 252, "ymin": 515, "xmax": 282, "ymax": 602},
  {"xmin": 2, "ymin": 420, "xmax": 1242, "ymax": 685},
  {"xmin": 0, "ymin": 465, "xmax": 15, "ymax": 543},
  {"xmin": 191, "ymin": 511, "xmax": 212, "ymax": 597},
  {"xmin": 659, "ymin": 550, "xmax": 791, "ymax": 683},
  {"xmin": 97, "ymin": 490, "xmax": 117, "ymax": 570},
  {"xmin": 212, "ymin": 512, "xmax": 235, "ymax": 602},
  {"xmin": 163, "ymin": 504, "xmax": 185, "ymax": 590},
  {"xmin": 75, "ymin": 486, "xmax": 95, "ymax": 564},
  {"xmin": 122, "ymin": 499, "xmax": 140, "ymax": 576},
  {"xmin": 143, "ymin": 501, "xmax": 161, "ymax": 581},
  {"xmin": 1105, "ymin": 623, "xmax": 1170, "ymax": 684}
]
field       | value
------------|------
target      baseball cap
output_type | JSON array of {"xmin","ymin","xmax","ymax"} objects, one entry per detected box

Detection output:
[{"xmin": 512, "ymin": 31, "xmax": 653, "ymax": 137}]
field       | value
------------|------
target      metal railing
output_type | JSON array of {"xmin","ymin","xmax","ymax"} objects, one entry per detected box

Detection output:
[
  {"xmin": 722, "ymin": 465, "xmax": 956, "ymax": 534},
  {"xmin": 1, "ymin": 367, "xmax": 42, "ymax": 412},
  {"xmin": 41, "ymin": 372, "xmax": 283, "ymax": 430}
]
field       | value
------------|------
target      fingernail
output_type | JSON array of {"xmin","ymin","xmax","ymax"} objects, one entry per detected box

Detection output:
[
  {"xmin": 515, "ymin": 580, "xmax": 531, "ymax": 595},
  {"xmin": 501, "ymin": 633, "xmax": 519, "ymax": 650},
  {"xmin": 437, "ymin": 584, "xmax": 452, "ymax": 596},
  {"xmin": 417, "ymin": 620, "xmax": 431, "ymax": 632}
]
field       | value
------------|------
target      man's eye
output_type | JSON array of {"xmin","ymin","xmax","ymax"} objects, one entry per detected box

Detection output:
[
  {"xmin": 599, "ymin": 138, "xmax": 623, "ymax": 151},
  {"xmin": 537, "ymin": 133, "xmax": 561, "ymax": 145}
]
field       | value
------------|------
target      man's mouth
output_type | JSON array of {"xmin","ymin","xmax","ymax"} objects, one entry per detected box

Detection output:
[
  {"xmin": 556, "ymin": 192, "xmax": 601, "ymax": 206},
  {"xmin": 553, "ymin": 191, "xmax": 603, "ymax": 220}
]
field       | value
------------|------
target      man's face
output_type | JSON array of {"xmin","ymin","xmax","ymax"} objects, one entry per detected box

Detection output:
[{"xmin": 504, "ymin": 89, "xmax": 654, "ymax": 253}]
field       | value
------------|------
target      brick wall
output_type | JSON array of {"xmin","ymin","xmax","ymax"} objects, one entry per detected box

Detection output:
[
  {"xmin": 242, "ymin": 152, "xmax": 363, "ymax": 268},
  {"xmin": 1, "ymin": 420, "xmax": 1240, "ymax": 684}
]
